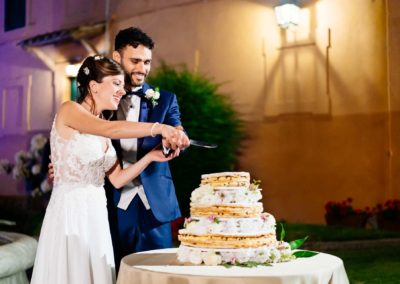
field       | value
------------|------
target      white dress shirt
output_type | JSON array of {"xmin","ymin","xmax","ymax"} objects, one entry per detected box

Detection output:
[{"xmin": 117, "ymin": 88, "xmax": 151, "ymax": 210}]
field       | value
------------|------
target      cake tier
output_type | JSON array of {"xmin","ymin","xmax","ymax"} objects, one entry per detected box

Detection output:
[
  {"xmin": 178, "ymin": 233, "xmax": 276, "ymax": 248},
  {"xmin": 200, "ymin": 172, "xmax": 250, "ymax": 187},
  {"xmin": 181, "ymin": 213, "xmax": 276, "ymax": 236},
  {"xmin": 190, "ymin": 203, "xmax": 263, "ymax": 217},
  {"xmin": 191, "ymin": 185, "xmax": 262, "ymax": 206},
  {"xmin": 177, "ymin": 243, "xmax": 293, "ymax": 265}
]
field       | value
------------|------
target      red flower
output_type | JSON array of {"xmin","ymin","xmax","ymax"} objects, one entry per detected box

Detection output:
[{"xmin": 324, "ymin": 198, "xmax": 368, "ymax": 218}]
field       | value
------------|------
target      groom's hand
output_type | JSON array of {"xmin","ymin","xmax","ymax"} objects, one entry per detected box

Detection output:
[
  {"xmin": 164, "ymin": 129, "xmax": 189, "ymax": 150},
  {"xmin": 162, "ymin": 126, "xmax": 189, "ymax": 156},
  {"xmin": 174, "ymin": 126, "xmax": 190, "ymax": 148}
]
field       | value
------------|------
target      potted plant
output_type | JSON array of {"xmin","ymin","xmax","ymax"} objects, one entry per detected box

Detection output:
[
  {"xmin": 373, "ymin": 199, "xmax": 400, "ymax": 231},
  {"xmin": 324, "ymin": 198, "xmax": 370, "ymax": 228}
]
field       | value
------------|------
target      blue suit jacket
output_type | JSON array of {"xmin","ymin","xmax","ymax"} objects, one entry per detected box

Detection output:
[{"xmin": 106, "ymin": 82, "xmax": 182, "ymax": 223}]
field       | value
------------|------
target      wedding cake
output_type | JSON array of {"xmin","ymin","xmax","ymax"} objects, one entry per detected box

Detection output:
[{"xmin": 177, "ymin": 172, "xmax": 293, "ymax": 265}]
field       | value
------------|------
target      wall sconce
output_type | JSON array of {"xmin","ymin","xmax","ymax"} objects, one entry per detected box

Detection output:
[
  {"xmin": 274, "ymin": 0, "xmax": 301, "ymax": 29},
  {"xmin": 65, "ymin": 63, "xmax": 81, "ymax": 101},
  {"xmin": 65, "ymin": 64, "xmax": 80, "ymax": 78}
]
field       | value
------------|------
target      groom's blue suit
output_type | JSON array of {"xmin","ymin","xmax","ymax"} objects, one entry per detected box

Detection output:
[{"xmin": 105, "ymin": 82, "xmax": 182, "ymax": 270}]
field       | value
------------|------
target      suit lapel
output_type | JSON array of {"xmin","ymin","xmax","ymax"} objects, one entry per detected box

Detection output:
[{"xmin": 117, "ymin": 97, "xmax": 129, "ymax": 121}]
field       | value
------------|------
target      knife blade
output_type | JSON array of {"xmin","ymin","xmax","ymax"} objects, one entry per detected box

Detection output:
[
  {"xmin": 162, "ymin": 139, "xmax": 218, "ymax": 156},
  {"xmin": 189, "ymin": 139, "xmax": 218, "ymax": 149}
]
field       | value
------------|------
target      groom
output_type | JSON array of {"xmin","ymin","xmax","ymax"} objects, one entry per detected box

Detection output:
[{"xmin": 105, "ymin": 27, "xmax": 189, "ymax": 271}]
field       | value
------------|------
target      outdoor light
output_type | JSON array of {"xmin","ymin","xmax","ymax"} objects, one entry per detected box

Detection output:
[
  {"xmin": 65, "ymin": 63, "xmax": 80, "ymax": 77},
  {"xmin": 65, "ymin": 63, "xmax": 81, "ymax": 101},
  {"xmin": 274, "ymin": 0, "xmax": 301, "ymax": 29}
]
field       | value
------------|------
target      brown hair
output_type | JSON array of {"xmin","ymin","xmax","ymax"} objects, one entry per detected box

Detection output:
[{"xmin": 76, "ymin": 55, "xmax": 124, "ymax": 114}]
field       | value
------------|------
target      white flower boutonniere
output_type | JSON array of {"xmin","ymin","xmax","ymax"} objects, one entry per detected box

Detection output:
[{"xmin": 145, "ymin": 87, "xmax": 160, "ymax": 107}]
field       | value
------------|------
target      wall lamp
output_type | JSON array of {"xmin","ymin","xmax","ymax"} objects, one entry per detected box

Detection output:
[
  {"xmin": 65, "ymin": 63, "xmax": 80, "ymax": 78},
  {"xmin": 274, "ymin": 0, "xmax": 301, "ymax": 29},
  {"xmin": 65, "ymin": 61, "xmax": 81, "ymax": 101}
]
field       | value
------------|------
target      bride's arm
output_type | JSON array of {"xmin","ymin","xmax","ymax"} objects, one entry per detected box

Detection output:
[
  {"xmin": 106, "ymin": 149, "xmax": 174, "ymax": 188},
  {"xmin": 57, "ymin": 101, "xmax": 169, "ymax": 139}
]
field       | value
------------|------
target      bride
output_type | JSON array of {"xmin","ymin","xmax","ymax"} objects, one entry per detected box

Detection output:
[{"xmin": 30, "ymin": 55, "xmax": 188, "ymax": 284}]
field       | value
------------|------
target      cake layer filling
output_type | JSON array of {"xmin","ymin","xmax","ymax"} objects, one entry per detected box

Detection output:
[
  {"xmin": 191, "ymin": 203, "xmax": 263, "ymax": 217},
  {"xmin": 178, "ymin": 233, "xmax": 276, "ymax": 248},
  {"xmin": 201, "ymin": 172, "xmax": 250, "ymax": 179},
  {"xmin": 177, "ymin": 244, "xmax": 293, "ymax": 265},
  {"xmin": 180, "ymin": 213, "xmax": 276, "ymax": 236},
  {"xmin": 191, "ymin": 185, "xmax": 262, "ymax": 205},
  {"xmin": 200, "ymin": 172, "xmax": 250, "ymax": 187}
]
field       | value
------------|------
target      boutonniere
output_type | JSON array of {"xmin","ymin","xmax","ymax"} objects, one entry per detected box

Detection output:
[{"xmin": 145, "ymin": 87, "xmax": 160, "ymax": 107}]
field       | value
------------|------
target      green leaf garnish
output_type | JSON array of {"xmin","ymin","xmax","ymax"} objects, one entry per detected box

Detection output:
[
  {"xmin": 289, "ymin": 236, "xmax": 308, "ymax": 250},
  {"xmin": 279, "ymin": 223, "xmax": 286, "ymax": 241},
  {"xmin": 293, "ymin": 250, "xmax": 318, "ymax": 258},
  {"xmin": 249, "ymin": 179, "xmax": 262, "ymax": 190},
  {"xmin": 223, "ymin": 263, "xmax": 233, "ymax": 268},
  {"xmin": 223, "ymin": 261, "xmax": 272, "ymax": 268}
]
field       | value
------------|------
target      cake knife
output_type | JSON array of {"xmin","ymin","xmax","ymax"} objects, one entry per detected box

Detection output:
[{"xmin": 162, "ymin": 139, "xmax": 217, "ymax": 156}]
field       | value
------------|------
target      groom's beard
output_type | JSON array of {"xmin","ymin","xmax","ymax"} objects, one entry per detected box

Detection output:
[
  {"xmin": 124, "ymin": 72, "xmax": 146, "ymax": 89},
  {"xmin": 124, "ymin": 74, "xmax": 143, "ymax": 91}
]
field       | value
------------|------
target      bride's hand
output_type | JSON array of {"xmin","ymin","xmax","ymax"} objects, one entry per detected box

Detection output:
[{"xmin": 146, "ymin": 148, "xmax": 176, "ymax": 162}]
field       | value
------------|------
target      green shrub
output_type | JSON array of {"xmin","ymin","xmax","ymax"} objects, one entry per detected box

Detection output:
[{"xmin": 148, "ymin": 63, "xmax": 243, "ymax": 216}]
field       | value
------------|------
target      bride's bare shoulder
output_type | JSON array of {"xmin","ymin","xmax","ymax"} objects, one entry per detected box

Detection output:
[
  {"xmin": 54, "ymin": 102, "xmax": 83, "ymax": 137},
  {"xmin": 60, "ymin": 101, "xmax": 81, "ymax": 111},
  {"xmin": 57, "ymin": 101, "xmax": 83, "ymax": 116}
]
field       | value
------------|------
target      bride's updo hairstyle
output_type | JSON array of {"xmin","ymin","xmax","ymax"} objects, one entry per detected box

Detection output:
[{"xmin": 76, "ymin": 55, "xmax": 125, "ymax": 114}]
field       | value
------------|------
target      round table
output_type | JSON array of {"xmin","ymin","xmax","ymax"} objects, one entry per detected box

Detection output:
[{"xmin": 117, "ymin": 248, "xmax": 349, "ymax": 284}]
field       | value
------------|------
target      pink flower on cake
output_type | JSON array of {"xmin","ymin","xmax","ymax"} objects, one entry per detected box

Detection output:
[
  {"xmin": 230, "ymin": 256, "xmax": 237, "ymax": 264},
  {"xmin": 208, "ymin": 215, "xmax": 220, "ymax": 224},
  {"xmin": 183, "ymin": 217, "xmax": 192, "ymax": 228},
  {"xmin": 261, "ymin": 213, "xmax": 268, "ymax": 221}
]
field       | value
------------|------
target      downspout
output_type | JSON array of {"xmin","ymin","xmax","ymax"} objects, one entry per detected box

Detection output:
[{"xmin": 385, "ymin": 0, "xmax": 393, "ymax": 200}]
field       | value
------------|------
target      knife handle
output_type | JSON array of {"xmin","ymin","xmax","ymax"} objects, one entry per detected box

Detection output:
[{"xmin": 162, "ymin": 145, "xmax": 174, "ymax": 157}]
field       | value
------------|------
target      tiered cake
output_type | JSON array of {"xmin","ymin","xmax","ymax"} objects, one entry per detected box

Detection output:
[{"xmin": 177, "ymin": 172, "xmax": 293, "ymax": 265}]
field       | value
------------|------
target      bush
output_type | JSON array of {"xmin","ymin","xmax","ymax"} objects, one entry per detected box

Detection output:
[
  {"xmin": 324, "ymin": 198, "xmax": 370, "ymax": 228},
  {"xmin": 148, "ymin": 63, "xmax": 243, "ymax": 216}
]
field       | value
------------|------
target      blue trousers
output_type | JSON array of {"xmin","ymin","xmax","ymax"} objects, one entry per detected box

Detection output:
[{"xmin": 108, "ymin": 194, "xmax": 172, "ymax": 272}]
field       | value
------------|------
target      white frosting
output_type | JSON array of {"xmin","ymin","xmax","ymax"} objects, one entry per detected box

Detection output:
[
  {"xmin": 177, "ymin": 243, "xmax": 294, "ymax": 265},
  {"xmin": 201, "ymin": 172, "xmax": 250, "ymax": 179},
  {"xmin": 190, "ymin": 185, "xmax": 262, "ymax": 206},
  {"xmin": 180, "ymin": 213, "xmax": 276, "ymax": 236}
]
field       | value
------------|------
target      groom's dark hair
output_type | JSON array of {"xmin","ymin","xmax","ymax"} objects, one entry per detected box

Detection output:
[{"xmin": 114, "ymin": 27, "xmax": 155, "ymax": 51}]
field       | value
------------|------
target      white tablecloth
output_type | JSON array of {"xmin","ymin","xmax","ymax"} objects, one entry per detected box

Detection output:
[{"xmin": 117, "ymin": 248, "xmax": 349, "ymax": 284}]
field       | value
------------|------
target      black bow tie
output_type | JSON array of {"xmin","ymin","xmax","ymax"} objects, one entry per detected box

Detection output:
[{"xmin": 123, "ymin": 89, "xmax": 144, "ymax": 100}]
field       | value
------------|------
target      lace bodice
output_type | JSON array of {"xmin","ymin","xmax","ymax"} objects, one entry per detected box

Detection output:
[{"xmin": 50, "ymin": 121, "xmax": 117, "ymax": 188}]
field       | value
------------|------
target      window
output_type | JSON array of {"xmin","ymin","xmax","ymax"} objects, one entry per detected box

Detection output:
[{"xmin": 4, "ymin": 0, "xmax": 26, "ymax": 32}]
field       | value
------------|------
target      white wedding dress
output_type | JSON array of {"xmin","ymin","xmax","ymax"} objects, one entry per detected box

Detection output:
[{"xmin": 31, "ymin": 120, "xmax": 117, "ymax": 284}]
